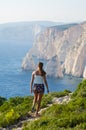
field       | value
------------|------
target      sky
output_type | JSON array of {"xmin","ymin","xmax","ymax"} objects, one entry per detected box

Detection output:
[{"xmin": 0, "ymin": 0, "xmax": 86, "ymax": 24}]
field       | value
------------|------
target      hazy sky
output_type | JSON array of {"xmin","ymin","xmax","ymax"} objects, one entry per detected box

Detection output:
[{"xmin": 0, "ymin": 0, "xmax": 86, "ymax": 24}]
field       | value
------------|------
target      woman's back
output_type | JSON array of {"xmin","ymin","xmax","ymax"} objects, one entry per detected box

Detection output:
[{"xmin": 33, "ymin": 71, "xmax": 44, "ymax": 84}]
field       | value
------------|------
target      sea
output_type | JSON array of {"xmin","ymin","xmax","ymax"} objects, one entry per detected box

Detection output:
[{"xmin": 0, "ymin": 41, "xmax": 82, "ymax": 99}]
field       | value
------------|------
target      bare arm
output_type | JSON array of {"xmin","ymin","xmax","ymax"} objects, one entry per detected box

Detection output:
[
  {"xmin": 43, "ymin": 75, "xmax": 49, "ymax": 93},
  {"xmin": 30, "ymin": 72, "xmax": 34, "ymax": 93}
]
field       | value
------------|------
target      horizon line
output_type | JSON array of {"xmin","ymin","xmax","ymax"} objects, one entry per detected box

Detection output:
[{"xmin": 0, "ymin": 20, "xmax": 85, "ymax": 25}]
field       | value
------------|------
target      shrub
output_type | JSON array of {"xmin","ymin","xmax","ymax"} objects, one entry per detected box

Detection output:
[
  {"xmin": 0, "ymin": 97, "xmax": 7, "ymax": 106},
  {"xmin": 72, "ymin": 79, "xmax": 86, "ymax": 98}
]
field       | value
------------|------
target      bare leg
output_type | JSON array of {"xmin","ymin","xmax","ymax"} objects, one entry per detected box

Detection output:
[
  {"xmin": 32, "ymin": 92, "xmax": 38, "ymax": 111},
  {"xmin": 36, "ymin": 93, "xmax": 44, "ymax": 116}
]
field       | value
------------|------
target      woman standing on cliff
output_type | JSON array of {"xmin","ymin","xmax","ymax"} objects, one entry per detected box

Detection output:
[{"xmin": 30, "ymin": 62, "xmax": 49, "ymax": 117}]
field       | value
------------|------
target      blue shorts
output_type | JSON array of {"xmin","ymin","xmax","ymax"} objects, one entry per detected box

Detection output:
[{"xmin": 33, "ymin": 84, "xmax": 45, "ymax": 93}]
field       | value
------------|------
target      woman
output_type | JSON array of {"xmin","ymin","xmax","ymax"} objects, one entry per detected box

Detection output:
[{"xmin": 30, "ymin": 62, "xmax": 49, "ymax": 117}]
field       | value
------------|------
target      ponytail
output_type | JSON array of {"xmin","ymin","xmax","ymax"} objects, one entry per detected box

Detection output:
[{"xmin": 38, "ymin": 62, "xmax": 46, "ymax": 76}]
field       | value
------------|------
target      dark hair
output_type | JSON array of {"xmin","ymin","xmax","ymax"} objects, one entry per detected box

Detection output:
[{"xmin": 38, "ymin": 62, "xmax": 46, "ymax": 76}]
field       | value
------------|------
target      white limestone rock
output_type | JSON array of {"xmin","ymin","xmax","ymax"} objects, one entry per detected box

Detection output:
[
  {"xmin": 83, "ymin": 66, "xmax": 86, "ymax": 78},
  {"xmin": 52, "ymin": 95, "xmax": 71, "ymax": 104},
  {"xmin": 21, "ymin": 53, "xmax": 35, "ymax": 70},
  {"xmin": 64, "ymin": 23, "xmax": 86, "ymax": 77},
  {"xmin": 22, "ymin": 22, "xmax": 86, "ymax": 78},
  {"xmin": 45, "ymin": 56, "xmax": 63, "ymax": 77}
]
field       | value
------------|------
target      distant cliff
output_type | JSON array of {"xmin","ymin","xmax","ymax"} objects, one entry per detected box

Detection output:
[
  {"xmin": 22, "ymin": 22, "xmax": 86, "ymax": 78},
  {"xmin": 0, "ymin": 21, "xmax": 61, "ymax": 42},
  {"xmin": 0, "ymin": 22, "xmax": 44, "ymax": 42}
]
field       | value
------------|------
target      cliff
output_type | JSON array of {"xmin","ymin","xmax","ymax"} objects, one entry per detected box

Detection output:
[
  {"xmin": 64, "ymin": 22, "xmax": 86, "ymax": 77},
  {"xmin": 22, "ymin": 22, "xmax": 86, "ymax": 78},
  {"xmin": 0, "ymin": 21, "xmax": 59, "ymax": 42}
]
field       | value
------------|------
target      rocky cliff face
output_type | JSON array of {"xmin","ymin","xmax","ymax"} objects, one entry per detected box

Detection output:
[
  {"xmin": 64, "ymin": 22, "xmax": 86, "ymax": 77},
  {"xmin": 0, "ymin": 21, "xmax": 62, "ymax": 42},
  {"xmin": 45, "ymin": 56, "xmax": 63, "ymax": 77},
  {"xmin": 0, "ymin": 22, "xmax": 48, "ymax": 42},
  {"xmin": 22, "ymin": 22, "xmax": 86, "ymax": 78},
  {"xmin": 83, "ymin": 66, "xmax": 86, "ymax": 78}
]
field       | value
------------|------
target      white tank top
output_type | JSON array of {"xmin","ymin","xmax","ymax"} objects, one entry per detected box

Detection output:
[{"xmin": 34, "ymin": 75, "xmax": 44, "ymax": 84}]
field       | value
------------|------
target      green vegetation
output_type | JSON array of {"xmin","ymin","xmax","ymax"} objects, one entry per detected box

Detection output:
[
  {"xmin": 23, "ymin": 79, "xmax": 86, "ymax": 130},
  {"xmin": 0, "ymin": 79, "xmax": 86, "ymax": 130},
  {"xmin": 0, "ymin": 97, "xmax": 7, "ymax": 106},
  {"xmin": 0, "ymin": 90, "xmax": 70, "ymax": 128},
  {"xmin": 53, "ymin": 23, "xmax": 78, "ymax": 31},
  {"xmin": 0, "ymin": 96, "xmax": 33, "ymax": 127}
]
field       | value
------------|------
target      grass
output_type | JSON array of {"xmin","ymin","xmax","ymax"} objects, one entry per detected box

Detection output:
[
  {"xmin": 0, "ymin": 79, "xmax": 86, "ymax": 130},
  {"xmin": 23, "ymin": 79, "xmax": 86, "ymax": 130}
]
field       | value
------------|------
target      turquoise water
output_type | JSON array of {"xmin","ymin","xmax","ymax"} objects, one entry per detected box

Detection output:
[{"xmin": 0, "ymin": 41, "xmax": 82, "ymax": 98}]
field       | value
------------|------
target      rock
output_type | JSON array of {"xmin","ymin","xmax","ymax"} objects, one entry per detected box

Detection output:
[
  {"xmin": 21, "ymin": 53, "xmax": 36, "ymax": 70},
  {"xmin": 52, "ymin": 95, "xmax": 71, "ymax": 104},
  {"xmin": 45, "ymin": 55, "xmax": 63, "ymax": 77},
  {"xmin": 22, "ymin": 22, "xmax": 86, "ymax": 78},
  {"xmin": 83, "ymin": 66, "xmax": 86, "ymax": 78},
  {"xmin": 64, "ymin": 23, "xmax": 86, "ymax": 77}
]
